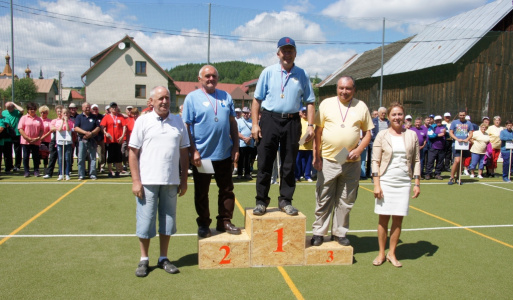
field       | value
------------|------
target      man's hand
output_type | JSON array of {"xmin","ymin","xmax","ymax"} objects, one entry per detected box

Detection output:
[
  {"xmin": 251, "ymin": 124, "xmax": 262, "ymax": 143},
  {"xmin": 117, "ymin": 137, "xmax": 123, "ymax": 144},
  {"xmin": 313, "ymin": 156, "xmax": 322, "ymax": 171},
  {"xmin": 178, "ymin": 181, "xmax": 187, "ymax": 197},
  {"xmin": 231, "ymin": 147, "xmax": 239, "ymax": 163},
  {"xmin": 304, "ymin": 126, "xmax": 315, "ymax": 143},
  {"xmin": 132, "ymin": 181, "xmax": 144, "ymax": 199},
  {"xmin": 192, "ymin": 150, "xmax": 202, "ymax": 167}
]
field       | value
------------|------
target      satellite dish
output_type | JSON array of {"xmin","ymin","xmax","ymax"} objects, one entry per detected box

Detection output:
[{"xmin": 118, "ymin": 42, "xmax": 126, "ymax": 50}]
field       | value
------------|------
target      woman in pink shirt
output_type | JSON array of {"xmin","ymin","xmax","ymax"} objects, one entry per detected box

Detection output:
[
  {"xmin": 18, "ymin": 102, "xmax": 44, "ymax": 177},
  {"xmin": 39, "ymin": 105, "xmax": 53, "ymax": 172}
]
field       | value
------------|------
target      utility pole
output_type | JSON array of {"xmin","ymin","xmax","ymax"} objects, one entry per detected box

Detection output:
[
  {"xmin": 207, "ymin": 3, "xmax": 211, "ymax": 64},
  {"xmin": 379, "ymin": 17, "xmax": 385, "ymax": 108},
  {"xmin": 58, "ymin": 71, "xmax": 62, "ymax": 106},
  {"xmin": 10, "ymin": 0, "xmax": 14, "ymax": 102}
]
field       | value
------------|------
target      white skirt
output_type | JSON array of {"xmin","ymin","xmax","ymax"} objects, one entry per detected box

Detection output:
[{"xmin": 374, "ymin": 166, "xmax": 411, "ymax": 216}]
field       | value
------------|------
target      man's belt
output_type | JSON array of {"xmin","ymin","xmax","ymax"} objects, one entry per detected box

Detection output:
[{"xmin": 262, "ymin": 109, "xmax": 299, "ymax": 119}]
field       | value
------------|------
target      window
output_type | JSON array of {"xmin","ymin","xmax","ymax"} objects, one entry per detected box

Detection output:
[
  {"xmin": 136, "ymin": 61, "xmax": 146, "ymax": 75},
  {"xmin": 135, "ymin": 85, "xmax": 146, "ymax": 98}
]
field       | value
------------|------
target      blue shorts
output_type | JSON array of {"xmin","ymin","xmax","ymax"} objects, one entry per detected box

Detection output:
[{"xmin": 136, "ymin": 185, "xmax": 178, "ymax": 239}]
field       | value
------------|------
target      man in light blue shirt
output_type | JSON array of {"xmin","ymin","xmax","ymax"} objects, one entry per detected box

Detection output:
[
  {"xmin": 182, "ymin": 65, "xmax": 241, "ymax": 238},
  {"xmin": 236, "ymin": 107, "xmax": 254, "ymax": 180},
  {"xmin": 251, "ymin": 37, "xmax": 315, "ymax": 216}
]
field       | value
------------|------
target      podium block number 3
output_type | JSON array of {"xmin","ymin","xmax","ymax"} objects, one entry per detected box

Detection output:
[
  {"xmin": 219, "ymin": 245, "xmax": 231, "ymax": 264},
  {"xmin": 326, "ymin": 251, "xmax": 334, "ymax": 263},
  {"xmin": 274, "ymin": 228, "xmax": 285, "ymax": 252}
]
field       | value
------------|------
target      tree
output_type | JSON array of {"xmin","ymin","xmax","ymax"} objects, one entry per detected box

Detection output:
[{"xmin": 4, "ymin": 77, "xmax": 38, "ymax": 103}]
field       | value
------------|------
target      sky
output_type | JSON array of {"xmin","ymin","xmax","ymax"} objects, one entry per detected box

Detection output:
[{"xmin": 0, "ymin": 0, "xmax": 497, "ymax": 87}]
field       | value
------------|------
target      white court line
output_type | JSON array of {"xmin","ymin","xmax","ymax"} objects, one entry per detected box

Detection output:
[
  {"xmin": 480, "ymin": 182, "xmax": 513, "ymax": 192},
  {"xmin": 2, "ymin": 224, "xmax": 513, "ymax": 238}
]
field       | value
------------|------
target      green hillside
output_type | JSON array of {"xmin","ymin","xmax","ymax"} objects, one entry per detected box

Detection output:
[{"xmin": 167, "ymin": 61, "xmax": 264, "ymax": 84}]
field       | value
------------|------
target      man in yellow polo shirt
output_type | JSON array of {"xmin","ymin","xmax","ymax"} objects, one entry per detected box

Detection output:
[{"xmin": 311, "ymin": 76, "xmax": 374, "ymax": 246}]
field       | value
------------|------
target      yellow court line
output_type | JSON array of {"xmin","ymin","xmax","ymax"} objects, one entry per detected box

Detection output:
[
  {"xmin": 358, "ymin": 185, "xmax": 513, "ymax": 249},
  {"xmin": 0, "ymin": 181, "xmax": 87, "ymax": 246},
  {"xmin": 234, "ymin": 197, "xmax": 304, "ymax": 300}
]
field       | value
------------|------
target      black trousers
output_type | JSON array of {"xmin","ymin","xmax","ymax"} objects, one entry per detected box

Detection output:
[
  {"xmin": 45, "ymin": 139, "xmax": 58, "ymax": 177},
  {"xmin": 238, "ymin": 147, "xmax": 253, "ymax": 177},
  {"xmin": 2, "ymin": 140, "xmax": 13, "ymax": 171},
  {"xmin": 443, "ymin": 140, "xmax": 453, "ymax": 170},
  {"xmin": 255, "ymin": 112, "xmax": 301, "ymax": 208},
  {"xmin": 426, "ymin": 148, "xmax": 445, "ymax": 175},
  {"xmin": 192, "ymin": 157, "xmax": 235, "ymax": 227}
]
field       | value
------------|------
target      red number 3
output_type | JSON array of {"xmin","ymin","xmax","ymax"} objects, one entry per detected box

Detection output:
[
  {"xmin": 326, "ymin": 251, "xmax": 334, "ymax": 263},
  {"xmin": 219, "ymin": 245, "xmax": 231, "ymax": 264}
]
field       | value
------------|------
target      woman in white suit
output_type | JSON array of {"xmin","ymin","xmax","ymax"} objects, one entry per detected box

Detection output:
[{"xmin": 371, "ymin": 102, "xmax": 421, "ymax": 267}]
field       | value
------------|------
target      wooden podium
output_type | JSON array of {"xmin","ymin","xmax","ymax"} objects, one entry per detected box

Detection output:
[{"xmin": 198, "ymin": 207, "xmax": 353, "ymax": 269}]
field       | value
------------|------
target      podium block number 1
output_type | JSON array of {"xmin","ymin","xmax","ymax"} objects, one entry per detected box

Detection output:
[
  {"xmin": 274, "ymin": 228, "xmax": 285, "ymax": 252},
  {"xmin": 219, "ymin": 245, "xmax": 231, "ymax": 264}
]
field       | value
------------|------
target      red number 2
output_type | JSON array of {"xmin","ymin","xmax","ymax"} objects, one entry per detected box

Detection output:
[
  {"xmin": 274, "ymin": 228, "xmax": 285, "ymax": 252},
  {"xmin": 219, "ymin": 245, "xmax": 231, "ymax": 264}
]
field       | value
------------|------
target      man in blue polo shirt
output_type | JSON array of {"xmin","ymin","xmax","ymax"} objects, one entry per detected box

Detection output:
[
  {"xmin": 74, "ymin": 102, "xmax": 100, "ymax": 180},
  {"xmin": 251, "ymin": 37, "xmax": 315, "ymax": 216},
  {"xmin": 500, "ymin": 120, "xmax": 513, "ymax": 182},
  {"xmin": 448, "ymin": 109, "xmax": 473, "ymax": 185},
  {"xmin": 183, "ymin": 65, "xmax": 241, "ymax": 238}
]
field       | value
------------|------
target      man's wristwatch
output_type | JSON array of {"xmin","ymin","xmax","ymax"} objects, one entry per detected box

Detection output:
[{"xmin": 308, "ymin": 124, "xmax": 314, "ymax": 127}]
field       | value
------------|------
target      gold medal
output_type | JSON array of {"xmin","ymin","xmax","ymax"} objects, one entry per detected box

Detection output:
[{"xmin": 280, "ymin": 94, "xmax": 284, "ymax": 98}]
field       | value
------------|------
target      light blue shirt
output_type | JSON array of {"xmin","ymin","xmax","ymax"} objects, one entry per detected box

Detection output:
[
  {"xmin": 500, "ymin": 129, "xmax": 513, "ymax": 153},
  {"xmin": 254, "ymin": 63, "xmax": 315, "ymax": 114},
  {"xmin": 182, "ymin": 88, "xmax": 235, "ymax": 161},
  {"xmin": 237, "ymin": 118, "xmax": 254, "ymax": 148}
]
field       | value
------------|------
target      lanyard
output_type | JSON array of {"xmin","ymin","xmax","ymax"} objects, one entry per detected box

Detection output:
[
  {"xmin": 201, "ymin": 88, "xmax": 218, "ymax": 121},
  {"xmin": 337, "ymin": 98, "xmax": 353, "ymax": 128}
]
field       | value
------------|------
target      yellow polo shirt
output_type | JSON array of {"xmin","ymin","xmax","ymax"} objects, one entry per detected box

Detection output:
[{"xmin": 315, "ymin": 97, "xmax": 374, "ymax": 162}]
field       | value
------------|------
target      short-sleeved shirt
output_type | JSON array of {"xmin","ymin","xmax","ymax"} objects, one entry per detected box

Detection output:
[
  {"xmin": 92, "ymin": 113, "xmax": 104, "ymax": 142},
  {"xmin": 314, "ymin": 97, "xmax": 374, "ymax": 162},
  {"xmin": 41, "ymin": 117, "xmax": 52, "ymax": 143},
  {"xmin": 486, "ymin": 125, "xmax": 503, "ymax": 149},
  {"xmin": 2, "ymin": 109, "xmax": 22, "ymax": 136},
  {"xmin": 410, "ymin": 126, "xmax": 428, "ymax": 146},
  {"xmin": 500, "ymin": 129, "xmax": 513, "ymax": 153},
  {"xmin": 0, "ymin": 118, "xmax": 6, "ymax": 146},
  {"xmin": 299, "ymin": 117, "xmax": 313, "ymax": 150},
  {"xmin": 429, "ymin": 124, "xmax": 446, "ymax": 150},
  {"xmin": 254, "ymin": 63, "xmax": 315, "ymax": 114},
  {"xmin": 124, "ymin": 116, "xmax": 136, "ymax": 141},
  {"xmin": 450, "ymin": 120, "xmax": 473, "ymax": 140},
  {"xmin": 18, "ymin": 114, "xmax": 43, "ymax": 145},
  {"xmin": 182, "ymin": 88, "xmax": 235, "ymax": 161},
  {"xmin": 237, "ymin": 117, "xmax": 254, "ymax": 148},
  {"xmin": 129, "ymin": 111, "xmax": 190, "ymax": 185},
  {"xmin": 50, "ymin": 118, "xmax": 75, "ymax": 145},
  {"xmin": 100, "ymin": 113, "xmax": 126, "ymax": 144},
  {"xmin": 74, "ymin": 113, "xmax": 98, "ymax": 139},
  {"xmin": 470, "ymin": 130, "xmax": 490, "ymax": 154}
]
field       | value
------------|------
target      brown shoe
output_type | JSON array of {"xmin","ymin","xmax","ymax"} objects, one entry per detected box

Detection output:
[{"xmin": 216, "ymin": 222, "xmax": 241, "ymax": 235}]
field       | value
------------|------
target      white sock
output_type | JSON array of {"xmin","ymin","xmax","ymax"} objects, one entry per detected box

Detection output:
[
  {"xmin": 140, "ymin": 257, "xmax": 149, "ymax": 261},
  {"xmin": 158, "ymin": 256, "xmax": 167, "ymax": 263}
]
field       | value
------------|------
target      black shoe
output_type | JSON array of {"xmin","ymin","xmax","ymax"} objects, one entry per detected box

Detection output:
[
  {"xmin": 115, "ymin": 171, "xmax": 120, "ymax": 178},
  {"xmin": 236, "ymin": 175, "xmax": 242, "ymax": 179},
  {"xmin": 435, "ymin": 175, "xmax": 443, "ymax": 180},
  {"xmin": 280, "ymin": 204, "xmax": 298, "ymax": 216},
  {"xmin": 424, "ymin": 174, "xmax": 431, "ymax": 180},
  {"xmin": 157, "ymin": 258, "xmax": 179, "ymax": 274},
  {"xmin": 108, "ymin": 172, "xmax": 113, "ymax": 178},
  {"xmin": 244, "ymin": 174, "xmax": 252, "ymax": 180},
  {"xmin": 135, "ymin": 260, "xmax": 149, "ymax": 277},
  {"xmin": 197, "ymin": 226, "xmax": 211, "ymax": 238},
  {"xmin": 216, "ymin": 222, "xmax": 241, "ymax": 235},
  {"xmin": 311, "ymin": 235, "xmax": 324, "ymax": 246},
  {"xmin": 253, "ymin": 204, "xmax": 266, "ymax": 216},
  {"xmin": 333, "ymin": 235, "xmax": 350, "ymax": 246}
]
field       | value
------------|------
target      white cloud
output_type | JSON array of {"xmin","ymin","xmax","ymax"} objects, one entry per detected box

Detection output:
[
  {"xmin": 284, "ymin": 0, "xmax": 314, "ymax": 13},
  {"xmin": 321, "ymin": 0, "xmax": 488, "ymax": 33}
]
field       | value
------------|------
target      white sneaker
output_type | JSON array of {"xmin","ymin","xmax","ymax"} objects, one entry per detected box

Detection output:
[
  {"xmin": 90, "ymin": 175, "xmax": 97, "ymax": 180},
  {"xmin": 57, "ymin": 175, "xmax": 63, "ymax": 181},
  {"xmin": 65, "ymin": 175, "xmax": 70, "ymax": 181},
  {"xmin": 477, "ymin": 175, "xmax": 483, "ymax": 179},
  {"xmin": 43, "ymin": 175, "xmax": 51, "ymax": 179},
  {"xmin": 470, "ymin": 174, "xmax": 475, "ymax": 178},
  {"xmin": 307, "ymin": 178, "xmax": 313, "ymax": 182},
  {"xmin": 464, "ymin": 170, "xmax": 469, "ymax": 176}
]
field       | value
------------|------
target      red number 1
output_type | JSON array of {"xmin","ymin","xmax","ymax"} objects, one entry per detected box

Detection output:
[
  {"xmin": 274, "ymin": 228, "xmax": 284, "ymax": 252},
  {"xmin": 219, "ymin": 245, "xmax": 231, "ymax": 264}
]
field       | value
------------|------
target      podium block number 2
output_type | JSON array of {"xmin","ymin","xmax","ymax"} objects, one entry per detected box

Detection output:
[
  {"xmin": 219, "ymin": 245, "xmax": 231, "ymax": 264},
  {"xmin": 274, "ymin": 228, "xmax": 285, "ymax": 252}
]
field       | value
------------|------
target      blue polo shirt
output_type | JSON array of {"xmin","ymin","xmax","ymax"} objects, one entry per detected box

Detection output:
[
  {"xmin": 237, "ymin": 117, "xmax": 254, "ymax": 148},
  {"xmin": 182, "ymin": 88, "xmax": 235, "ymax": 161},
  {"xmin": 254, "ymin": 63, "xmax": 315, "ymax": 114},
  {"xmin": 74, "ymin": 113, "xmax": 98, "ymax": 139}
]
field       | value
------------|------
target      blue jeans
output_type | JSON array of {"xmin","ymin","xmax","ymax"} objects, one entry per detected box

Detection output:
[
  {"xmin": 57, "ymin": 144, "xmax": 72, "ymax": 176},
  {"xmin": 295, "ymin": 150, "xmax": 313, "ymax": 180},
  {"xmin": 78, "ymin": 139, "xmax": 97, "ymax": 177},
  {"xmin": 469, "ymin": 153, "xmax": 485, "ymax": 170},
  {"xmin": 502, "ymin": 151, "xmax": 513, "ymax": 179},
  {"xmin": 136, "ymin": 185, "xmax": 178, "ymax": 239}
]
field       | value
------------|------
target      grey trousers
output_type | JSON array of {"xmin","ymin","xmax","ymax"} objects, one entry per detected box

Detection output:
[{"xmin": 312, "ymin": 159, "xmax": 360, "ymax": 237}]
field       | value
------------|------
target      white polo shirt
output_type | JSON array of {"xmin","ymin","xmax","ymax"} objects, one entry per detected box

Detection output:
[{"xmin": 129, "ymin": 111, "xmax": 190, "ymax": 185}]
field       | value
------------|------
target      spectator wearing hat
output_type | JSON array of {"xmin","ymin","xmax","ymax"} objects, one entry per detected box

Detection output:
[
  {"xmin": 237, "ymin": 107, "xmax": 254, "ymax": 179},
  {"xmin": 448, "ymin": 110, "xmax": 473, "ymax": 185},
  {"xmin": 482, "ymin": 116, "xmax": 490, "ymax": 127},
  {"xmin": 235, "ymin": 107, "xmax": 242, "ymax": 120},
  {"xmin": 410, "ymin": 117, "xmax": 428, "ymax": 178},
  {"xmin": 295, "ymin": 106, "xmax": 313, "ymax": 182},
  {"xmin": 486, "ymin": 116, "xmax": 503, "ymax": 177},
  {"xmin": 100, "ymin": 102, "xmax": 127, "ymax": 178},
  {"xmin": 500, "ymin": 120, "xmax": 513, "ymax": 182},
  {"xmin": 442, "ymin": 112, "xmax": 453, "ymax": 171},
  {"xmin": 425, "ymin": 116, "xmax": 446, "ymax": 180},
  {"xmin": 251, "ymin": 36, "xmax": 315, "ymax": 216},
  {"xmin": 469, "ymin": 122, "xmax": 490, "ymax": 179},
  {"xmin": 404, "ymin": 115, "xmax": 412, "ymax": 130}
]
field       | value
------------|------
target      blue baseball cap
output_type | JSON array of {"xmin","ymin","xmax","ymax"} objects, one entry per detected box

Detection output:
[
  {"xmin": 428, "ymin": 114, "xmax": 435, "ymax": 118},
  {"xmin": 278, "ymin": 37, "xmax": 295, "ymax": 48}
]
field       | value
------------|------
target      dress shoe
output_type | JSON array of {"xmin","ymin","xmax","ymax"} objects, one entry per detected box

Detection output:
[
  {"xmin": 280, "ymin": 204, "xmax": 298, "ymax": 216},
  {"xmin": 311, "ymin": 235, "xmax": 323, "ymax": 246},
  {"xmin": 216, "ymin": 222, "xmax": 241, "ymax": 235},
  {"xmin": 424, "ymin": 174, "xmax": 431, "ymax": 180},
  {"xmin": 386, "ymin": 254, "xmax": 402, "ymax": 268},
  {"xmin": 332, "ymin": 235, "xmax": 350, "ymax": 246},
  {"xmin": 197, "ymin": 226, "xmax": 211, "ymax": 238},
  {"xmin": 435, "ymin": 175, "xmax": 443, "ymax": 180},
  {"xmin": 253, "ymin": 204, "xmax": 266, "ymax": 215}
]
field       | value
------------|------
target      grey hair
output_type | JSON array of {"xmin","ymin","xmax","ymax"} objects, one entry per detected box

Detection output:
[
  {"xmin": 378, "ymin": 107, "xmax": 387, "ymax": 113},
  {"xmin": 198, "ymin": 65, "xmax": 218, "ymax": 78},
  {"xmin": 149, "ymin": 86, "xmax": 170, "ymax": 98}
]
